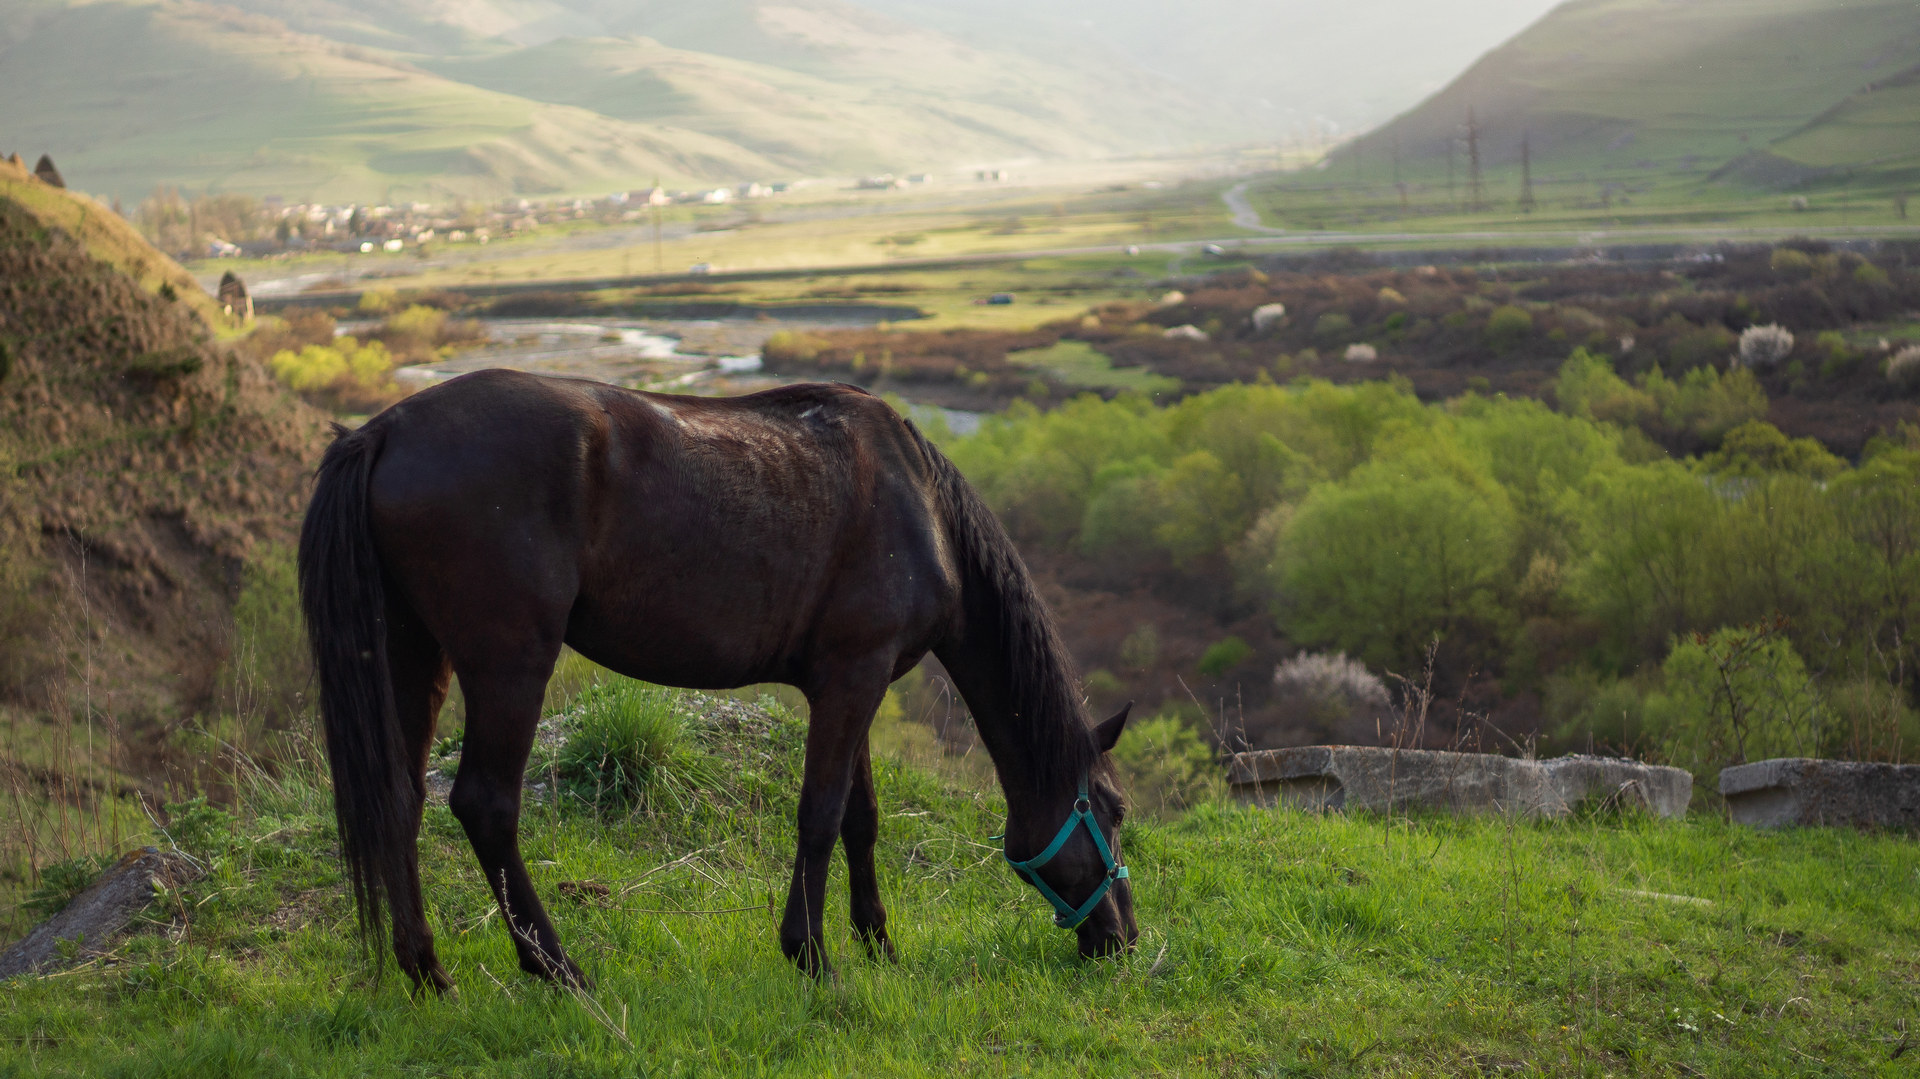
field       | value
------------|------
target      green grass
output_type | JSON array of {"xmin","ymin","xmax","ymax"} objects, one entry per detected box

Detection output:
[
  {"xmin": 5, "ymin": 684, "xmax": 1917, "ymax": 1077},
  {"xmin": 1007, "ymin": 340, "xmax": 1178, "ymax": 394}
]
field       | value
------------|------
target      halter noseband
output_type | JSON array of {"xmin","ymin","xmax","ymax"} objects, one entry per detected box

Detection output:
[{"xmin": 1000, "ymin": 776, "xmax": 1129, "ymax": 929}]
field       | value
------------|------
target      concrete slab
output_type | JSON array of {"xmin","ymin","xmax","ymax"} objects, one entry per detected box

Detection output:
[
  {"xmin": 1719, "ymin": 758, "xmax": 1920, "ymax": 830},
  {"xmin": 1227, "ymin": 746, "xmax": 1692, "ymax": 819},
  {"xmin": 0, "ymin": 847, "xmax": 203, "ymax": 980}
]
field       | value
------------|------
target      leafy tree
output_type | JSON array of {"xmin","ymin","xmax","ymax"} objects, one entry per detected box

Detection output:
[
  {"xmin": 1569, "ymin": 460, "xmax": 1727, "ymax": 665},
  {"xmin": 1703, "ymin": 421, "xmax": 1844, "ymax": 480},
  {"xmin": 1273, "ymin": 461, "xmax": 1515, "ymax": 670},
  {"xmin": 1553, "ymin": 348, "xmax": 1658, "ymax": 428}
]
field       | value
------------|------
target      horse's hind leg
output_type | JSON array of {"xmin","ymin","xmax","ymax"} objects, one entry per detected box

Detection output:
[
  {"xmin": 841, "ymin": 744, "xmax": 896, "ymax": 962},
  {"xmin": 447, "ymin": 649, "xmax": 587, "ymax": 987},
  {"xmin": 386, "ymin": 603, "xmax": 456, "ymax": 995}
]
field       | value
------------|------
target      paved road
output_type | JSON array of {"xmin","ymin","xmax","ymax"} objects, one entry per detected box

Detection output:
[{"xmin": 1222, "ymin": 180, "xmax": 1286, "ymax": 234}]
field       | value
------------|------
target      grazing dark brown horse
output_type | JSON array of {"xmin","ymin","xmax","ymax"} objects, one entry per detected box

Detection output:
[{"xmin": 298, "ymin": 369, "xmax": 1137, "ymax": 993}]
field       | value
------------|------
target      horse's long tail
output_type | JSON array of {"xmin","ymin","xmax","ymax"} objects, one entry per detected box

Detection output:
[{"xmin": 298, "ymin": 422, "xmax": 409, "ymax": 966}]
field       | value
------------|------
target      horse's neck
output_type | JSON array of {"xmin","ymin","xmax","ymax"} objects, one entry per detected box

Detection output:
[{"xmin": 932, "ymin": 599, "xmax": 1086, "ymax": 815}]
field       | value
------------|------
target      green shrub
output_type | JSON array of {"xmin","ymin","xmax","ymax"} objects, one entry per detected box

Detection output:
[
  {"xmin": 24, "ymin": 855, "xmax": 110, "ymax": 917},
  {"xmin": 1312, "ymin": 312, "xmax": 1354, "ymax": 343},
  {"xmin": 1119, "ymin": 624, "xmax": 1160, "ymax": 671},
  {"xmin": 1639, "ymin": 364, "xmax": 1767, "ymax": 442},
  {"xmin": 1484, "ymin": 305, "xmax": 1534, "ymax": 351},
  {"xmin": 1664, "ymin": 322, "xmax": 1735, "ymax": 370},
  {"xmin": 1083, "ymin": 668, "xmax": 1126, "ymax": 699},
  {"xmin": 1853, "ymin": 262, "xmax": 1892, "ymax": 289},
  {"xmin": 1110, "ymin": 715, "xmax": 1219, "ymax": 818},
  {"xmin": 556, "ymin": 680, "xmax": 716, "ymax": 814},
  {"xmin": 1770, "ymin": 248, "xmax": 1815, "ymax": 278},
  {"xmin": 1197, "ymin": 636, "xmax": 1253, "ymax": 676},
  {"xmin": 164, "ymin": 797, "xmax": 237, "ymax": 861},
  {"xmin": 1646, "ymin": 624, "xmax": 1828, "ymax": 780},
  {"xmin": 1554, "ymin": 348, "xmax": 1658, "ymax": 427}
]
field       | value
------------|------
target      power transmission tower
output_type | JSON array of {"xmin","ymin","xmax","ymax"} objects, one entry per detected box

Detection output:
[
  {"xmin": 1518, "ymin": 132, "xmax": 1537, "ymax": 213},
  {"xmin": 1466, "ymin": 107, "xmax": 1486, "ymax": 212}
]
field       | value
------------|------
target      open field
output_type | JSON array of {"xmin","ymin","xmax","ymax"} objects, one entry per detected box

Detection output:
[{"xmin": 4, "ymin": 684, "xmax": 1917, "ymax": 1078}]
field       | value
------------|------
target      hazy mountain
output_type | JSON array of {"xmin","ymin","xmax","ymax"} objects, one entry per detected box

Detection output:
[
  {"xmin": 1338, "ymin": 0, "xmax": 1920, "ymax": 185},
  {"xmin": 849, "ymin": 0, "xmax": 1567, "ymax": 137},
  {"xmin": 0, "ymin": 0, "xmax": 1226, "ymax": 201}
]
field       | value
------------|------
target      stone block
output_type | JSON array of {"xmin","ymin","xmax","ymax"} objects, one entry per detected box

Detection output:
[
  {"xmin": 0, "ymin": 847, "xmax": 203, "ymax": 980},
  {"xmin": 1719, "ymin": 758, "xmax": 1920, "ymax": 830},
  {"xmin": 1227, "ymin": 746, "xmax": 1691, "ymax": 819}
]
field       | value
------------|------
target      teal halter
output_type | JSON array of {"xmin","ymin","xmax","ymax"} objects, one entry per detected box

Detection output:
[{"xmin": 1000, "ymin": 777, "xmax": 1129, "ymax": 929}]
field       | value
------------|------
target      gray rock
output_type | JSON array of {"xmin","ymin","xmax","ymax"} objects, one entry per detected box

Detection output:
[
  {"xmin": 1719, "ymin": 758, "xmax": 1920, "ymax": 830},
  {"xmin": 1227, "ymin": 746, "xmax": 1691, "ymax": 819},
  {"xmin": 0, "ymin": 847, "xmax": 203, "ymax": 980}
]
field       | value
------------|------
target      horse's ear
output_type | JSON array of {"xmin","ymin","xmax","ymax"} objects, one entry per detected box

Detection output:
[{"xmin": 1094, "ymin": 702, "xmax": 1132, "ymax": 753}]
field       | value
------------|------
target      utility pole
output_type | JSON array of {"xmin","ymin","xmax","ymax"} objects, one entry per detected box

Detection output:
[
  {"xmin": 1466, "ymin": 107, "xmax": 1486, "ymax": 212},
  {"xmin": 1446, "ymin": 137, "xmax": 1457, "ymax": 211},
  {"xmin": 1393, "ymin": 133, "xmax": 1407, "ymax": 210},
  {"xmin": 1518, "ymin": 132, "xmax": 1536, "ymax": 213}
]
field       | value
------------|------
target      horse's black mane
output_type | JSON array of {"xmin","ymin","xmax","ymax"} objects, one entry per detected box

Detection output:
[{"xmin": 905, "ymin": 421, "xmax": 1101, "ymax": 792}]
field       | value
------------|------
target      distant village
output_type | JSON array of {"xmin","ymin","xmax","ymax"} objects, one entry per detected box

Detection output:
[
  {"xmin": 148, "ymin": 180, "xmax": 801, "ymax": 261},
  {"xmin": 6, "ymin": 150, "xmax": 997, "ymax": 260}
]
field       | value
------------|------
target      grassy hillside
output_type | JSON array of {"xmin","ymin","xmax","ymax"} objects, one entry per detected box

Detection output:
[
  {"xmin": 0, "ymin": 0, "xmax": 785, "ymax": 203},
  {"xmin": 422, "ymin": 33, "xmax": 1137, "ymax": 177},
  {"xmin": 0, "ymin": 0, "xmax": 1210, "ymax": 204},
  {"xmin": 1337, "ymin": 0, "xmax": 1920, "ymax": 188},
  {"xmin": 1758, "ymin": 62, "xmax": 1920, "ymax": 186},
  {"xmin": 3, "ymin": 680, "xmax": 1915, "ymax": 1076}
]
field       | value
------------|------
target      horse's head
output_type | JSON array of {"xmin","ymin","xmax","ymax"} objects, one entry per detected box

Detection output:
[{"xmin": 1002, "ymin": 704, "xmax": 1140, "ymax": 959}]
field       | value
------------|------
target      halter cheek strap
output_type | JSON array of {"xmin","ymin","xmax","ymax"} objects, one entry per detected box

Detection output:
[{"xmin": 999, "ymin": 777, "xmax": 1130, "ymax": 929}]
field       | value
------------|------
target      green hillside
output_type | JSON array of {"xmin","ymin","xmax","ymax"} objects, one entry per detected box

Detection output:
[
  {"xmin": 1753, "ymin": 62, "xmax": 1920, "ymax": 186},
  {"xmin": 0, "ymin": 0, "xmax": 1209, "ymax": 203},
  {"xmin": 0, "ymin": 0, "xmax": 785, "ymax": 203},
  {"xmin": 1337, "ymin": 0, "xmax": 1920, "ymax": 189},
  {"xmin": 422, "ymin": 34, "xmax": 1144, "ymax": 176}
]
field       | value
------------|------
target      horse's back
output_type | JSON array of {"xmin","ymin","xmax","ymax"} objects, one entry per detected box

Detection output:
[{"xmin": 363, "ymin": 370, "xmax": 957, "ymax": 688}]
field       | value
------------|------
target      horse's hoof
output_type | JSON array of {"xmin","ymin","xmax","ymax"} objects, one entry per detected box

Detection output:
[
  {"xmin": 857, "ymin": 929, "xmax": 898, "ymax": 964},
  {"xmin": 406, "ymin": 960, "xmax": 458, "ymax": 998},
  {"xmin": 783, "ymin": 938, "xmax": 833, "ymax": 980}
]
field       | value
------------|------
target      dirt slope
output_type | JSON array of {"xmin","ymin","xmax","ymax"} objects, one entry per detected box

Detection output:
[{"xmin": 0, "ymin": 157, "xmax": 329, "ymax": 762}]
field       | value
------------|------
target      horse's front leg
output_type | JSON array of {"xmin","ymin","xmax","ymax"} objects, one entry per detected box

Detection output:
[
  {"xmin": 781, "ymin": 669, "xmax": 889, "ymax": 978},
  {"xmin": 841, "ymin": 743, "xmax": 896, "ymax": 961}
]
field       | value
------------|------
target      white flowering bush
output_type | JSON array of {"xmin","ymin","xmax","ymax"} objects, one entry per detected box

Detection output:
[
  {"xmin": 1343, "ymin": 343, "xmax": 1378, "ymax": 363},
  {"xmin": 1888, "ymin": 345, "xmax": 1920, "ymax": 389},
  {"xmin": 1241, "ymin": 651, "xmax": 1394, "ymax": 748},
  {"xmin": 1738, "ymin": 324, "xmax": 1794, "ymax": 368}
]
